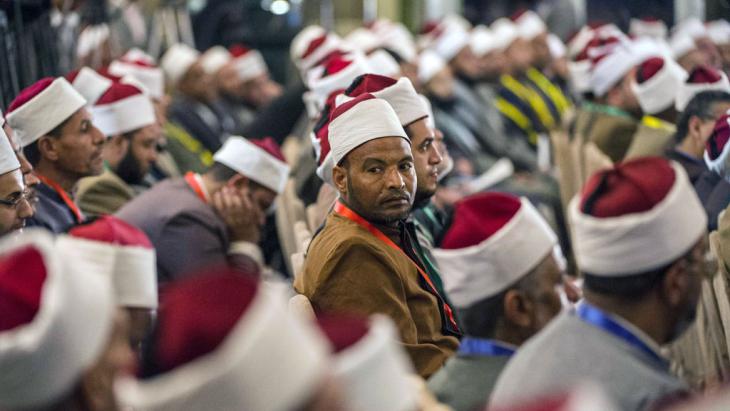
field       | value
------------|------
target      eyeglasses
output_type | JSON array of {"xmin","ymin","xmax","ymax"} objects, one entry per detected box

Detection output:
[{"xmin": 0, "ymin": 188, "xmax": 34, "ymax": 209}]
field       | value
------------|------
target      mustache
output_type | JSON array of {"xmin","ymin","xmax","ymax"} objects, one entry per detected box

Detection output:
[{"xmin": 380, "ymin": 190, "xmax": 411, "ymax": 202}]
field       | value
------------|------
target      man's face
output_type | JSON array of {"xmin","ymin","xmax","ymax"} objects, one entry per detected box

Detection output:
[
  {"xmin": 426, "ymin": 66, "xmax": 455, "ymax": 100},
  {"xmin": 531, "ymin": 34, "xmax": 552, "ymax": 70},
  {"xmin": 696, "ymin": 37, "xmax": 722, "ymax": 69},
  {"xmin": 401, "ymin": 61, "xmax": 419, "ymax": 90},
  {"xmin": 452, "ymin": 47, "xmax": 481, "ymax": 81},
  {"xmin": 334, "ymin": 137, "xmax": 416, "ymax": 226},
  {"xmin": 0, "ymin": 169, "xmax": 33, "ymax": 235},
  {"xmin": 239, "ymin": 74, "xmax": 282, "ymax": 108},
  {"xmin": 678, "ymin": 49, "xmax": 709, "ymax": 72},
  {"xmin": 607, "ymin": 71, "xmax": 641, "ymax": 116},
  {"xmin": 218, "ymin": 63, "xmax": 243, "ymax": 97},
  {"xmin": 407, "ymin": 118, "xmax": 441, "ymax": 207},
  {"xmin": 46, "ymin": 108, "xmax": 105, "ymax": 178},
  {"xmin": 524, "ymin": 254, "xmax": 564, "ymax": 333},
  {"xmin": 477, "ymin": 50, "xmax": 507, "ymax": 82},
  {"xmin": 117, "ymin": 124, "xmax": 160, "ymax": 185},
  {"xmin": 667, "ymin": 238, "xmax": 707, "ymax": 342},
  {"xmin": 506, "ymin": 38, "xmax": 534, "ymax": 74},
  {"xmin": 4, "ymin": 123, "xmax": 39, "ymax": 189},
  {"xmin": 180, "ymin": 61, "xmax": 216, "ymax": 103},
  {"xmin": 249, "ymin": 183, "xmax": 278, "ymax": 216}
]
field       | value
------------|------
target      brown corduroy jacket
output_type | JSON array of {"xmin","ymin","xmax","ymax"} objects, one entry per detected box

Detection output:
[{"xmin": 295, "ymin": 212, "xmax": 459, "ymax": 378}]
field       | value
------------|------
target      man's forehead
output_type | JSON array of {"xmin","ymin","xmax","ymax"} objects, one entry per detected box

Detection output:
[
  {"xmin": 0, "ymin": 169, "xmax": 24, "ymax": 194},
  {"xmin": 347, "ymin": 136, "xmax": 412, "ymax": 162}
]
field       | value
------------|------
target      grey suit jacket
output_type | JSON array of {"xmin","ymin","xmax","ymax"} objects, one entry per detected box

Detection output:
[
  {"xmin": 116, "ymin": 178, "xmax": 258, "ymax": 282},
  {"xmin": 489, "ymin": 311, "xmax": 687, "ymax": 411},
  {"xmin": 428, "ymin": 353, "xmax": 511, "ymax": 411}
]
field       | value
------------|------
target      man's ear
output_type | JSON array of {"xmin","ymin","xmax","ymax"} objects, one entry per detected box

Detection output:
[
  {"xmin": 661, "ymin": 261, "xmax": 689, "ymax": 308},
  {"xmin": 227, "ymin": 174, "xmax": 248, "ymax": 189},
  {"xmin": 37, "ymin": 136, "xmax": 59, "ymax": 162},
  {"xmin": 503, "ymin": 289, "xmax": 532, "ymax": 328},
  {"xmin": 688, "ymin": 116, "xmax": 704, "ymax": 143},
  {"xmin": 332, "ymin": 165, "xmax": 348, "ymax": 196}
]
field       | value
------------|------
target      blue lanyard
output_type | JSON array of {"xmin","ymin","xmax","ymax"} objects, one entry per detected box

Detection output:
[
  {"xmin": 577, "ymin": 303, "xmax": 667, "ymax": 368},
  {"xmin": 458, "ymin": 337, "xmax": 516, "ymax": 357}
]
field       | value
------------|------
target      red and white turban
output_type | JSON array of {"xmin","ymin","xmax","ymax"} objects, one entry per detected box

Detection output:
[
  {"xmin": 704, "ymin": 113, "xmax": 730, "ymax": 180},
  {"xmin": 213, "ymin": 136, "xmax": 290, "ymax": 194},
  {"xmin": 631, "ymin": 56, "xmax": 687, "ymax": 114},
  {"xmin": 116, "ymin": 272, "xmax": 330, "ymax": 411},
  {"xmin": 569, "ymin": 157, "xmax": 706, "ymax": 276},
  {"xmin": 338, "ymin": 74, "xmax": 429, "ymax": 127},
  {"xmin": 58, "ymin": 215, "xmax": 158, "ymax": 309},
  {"xmin": 675, "ymin": 65, "xmax": 730, "ymax": 111},
  {"xmin": 108, "ymin": 58, "xmax": 165, "ymax": 100},
  {"xmin": 0, "ymin": 230, "xmax": 115, "ymax": 409},
  {"xmin": 328, "ymin": 93, "xmax": 408, "ymax": 165},
  {"xmin": 90, "ymin": 82, "xmax": 157, "ymax": 137},
  {"xmin": 66, "ymin": 67, "xmax": 113, "ymax": 105},
  {"xmin": 433, "ymin": 192, "xmax": 558, "ymax": 307},
  {"xmin": 6, "ymin": 77, "xmax": 86, "ymax": 148}
]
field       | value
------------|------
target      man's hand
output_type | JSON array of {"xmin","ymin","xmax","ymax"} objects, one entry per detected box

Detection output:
[{"xmin": 211, "ymin": 185, "xmax": 263, "ymax": 243}]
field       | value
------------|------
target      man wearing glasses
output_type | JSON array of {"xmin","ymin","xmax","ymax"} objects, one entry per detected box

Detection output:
[{"xmin": 0, "ymin": 126, "xmax": 34, "ymax": 235}]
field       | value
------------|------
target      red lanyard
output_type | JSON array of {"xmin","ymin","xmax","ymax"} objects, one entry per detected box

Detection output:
[
  {"xmin": 184, "ymin": 172, "xmax": 208, "ymax": 204},
  {"xmin": 36, "ymin": 173, "xmax": 84, "ymax": 223},
  {"xmin": 334, "ymin": 200, "xmax": 460, "ymax": 331}
]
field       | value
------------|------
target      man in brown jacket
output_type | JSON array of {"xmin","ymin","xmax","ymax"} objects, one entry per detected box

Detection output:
[{"xmin": 295, "ymin": 94, "xmax": 460, "ymax": 378}]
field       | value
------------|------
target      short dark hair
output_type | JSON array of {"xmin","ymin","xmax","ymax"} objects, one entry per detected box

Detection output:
[
  {"xmin": 457, "ymin": 269, "xmax": 540, "ymax": 338},
  {"xmin": 583, "ymin": 246, "xmax": 695, "ymax": 299},
  {"xmin": 22, "ymin": 116, "xmax": 71, "ymax": 167},
  {"xmin": 206, "ymin": 161, "xmax": 265, "ymax": 190},
  {"xmin": 675, "ymin": 90, "xmax": 730, "ymax": 143},
  {"xmin": 208, "ymin": 162, "xmax": 238, "ymax": 182}
]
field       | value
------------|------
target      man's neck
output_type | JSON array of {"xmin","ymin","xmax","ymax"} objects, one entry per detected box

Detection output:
[
  {"xmin": 492, "ymin": 325, "xmax": 528, "ymax": 347},
  {"xmin": 339, "ymin": 198, "xmax": 402, "ymax": 243},
  {"xmin": 583, "ymin": 292, "xmax": 670, "ymax": 345},
  {"xmin": 34, "ymin": 162, "xmax": 80, "ymax": 193},
  {"xmin": 677, "ymin": 137, "xmax": 703, "ymax": 160}
]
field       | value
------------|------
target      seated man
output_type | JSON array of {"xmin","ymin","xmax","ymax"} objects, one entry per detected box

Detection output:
[
  {"xmin": 428, "ymin": 192, "xmax": 563, "ymax": 411},
  {"xmin": 117, "ymin": 136, "xmax": 288, "ymax": 283},
  {"xmin": 0, "ymin": 230, "xmax": 132, "ymax": 411},
  {"xmin": 76, "ymin": 82, "xmax": 161, "ymax": 216},
  {"xmin": 0, "ymin": 126, "xmax": 33, "ymax": 236},
  {"xmin": 698, "ymin": 114, "xmax": 730, "ymax": 229},
  {"xmin": 6, "ymin": 77, "xmax": 106, "ymax": 232},
  {"xmin": 295, "ymin": 94, "xmax": 460, "ymax": 379},
  {"xmin": 667, "ymin": 90, "xmax": 730, "ymax": 183},
  {"xmin": 490, "ymin": 157, "xmax": 707, "ymax": 411}
]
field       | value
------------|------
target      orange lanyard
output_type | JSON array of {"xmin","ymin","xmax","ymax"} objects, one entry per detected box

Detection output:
[
  {"xmin": 334, "ymin": 200, "xmax": 460, "ymax": 332},
  {"xmin": 184, "ymin": 172, "xmax": 208, "ymax": 204},
  {"xmin": 35, "ymin": 173, "xmax": 84, "ymax": 223}
]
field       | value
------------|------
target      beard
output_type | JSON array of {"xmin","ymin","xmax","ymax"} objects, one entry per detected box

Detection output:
[
  {"xmin": 346, "ymin": 177, "xmax": 412, "ymax": 226},
  {"xmin": 666, "ymin": 303, "xmax": 699, "ymax": 343},
  {"xmin": 116, "ymin": 149, "xmax": 146, "ymax": 185},
  {"xmin": 413, "ymin": 186, "xmax": 436, "ymax": 210}
]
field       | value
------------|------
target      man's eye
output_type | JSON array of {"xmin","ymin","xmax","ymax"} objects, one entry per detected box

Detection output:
[
  {"xmin": 400, "ymin": 163, "xmax": 413, "ymax": 171},
  {"xmin": 368, "ymin": 167, "xmax": 383, "ymax": 173}
]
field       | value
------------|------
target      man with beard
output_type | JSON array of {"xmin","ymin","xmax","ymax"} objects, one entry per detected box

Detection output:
[
  {"xmin": 0, "ymin": 126, "xmax": 34, "ymax": 235},
  {"xmin": 6, "ymin": 77, "xmax": 105, "ymax": 233},
  {"xmin": 338, "ymin": 74, "xmax": 450, "ymax": 297},
  {"xmin": 295, "ymin": 94, "xmax": 461, "ymax": 379},
  {"xmin": 76, "ymin": 82, "xmax": 160, "ymax": 216},
  {"xmin": 490, "ymin": 157, "xmax": 708, "ymax": 411}
]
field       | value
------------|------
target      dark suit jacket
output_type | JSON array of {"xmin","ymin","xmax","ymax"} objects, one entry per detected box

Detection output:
[
  {"xmin": 26, "ymin": 182, "xmax": 79, "ymax": 233},
  {"xmin": 694, "ymin": 171, "xmax": 730, "ymax": 231},
  {"xmin": 116, "ymin": 178, "xmax": 258, "ymax": 282}
]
